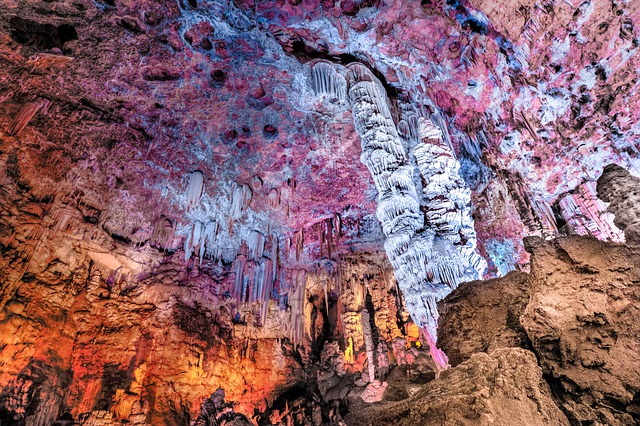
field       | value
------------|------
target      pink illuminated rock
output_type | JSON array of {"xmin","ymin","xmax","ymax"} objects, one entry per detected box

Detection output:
[
  {"xmin": 2, "ymin": 0, "xmax": 640, "ymax": 422},
  {"xmin": 559, "ymin": 181, "xmax": 624, "ymax": 242}
]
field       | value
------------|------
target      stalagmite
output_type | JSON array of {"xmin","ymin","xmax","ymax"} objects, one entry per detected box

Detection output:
[
  {"xmin": 361, "ymin": 308, "xmax": 376, "ymax": 384},
  {"xmin": 360, "ymin": 299, "xmax": 388, "ymax": 402}
]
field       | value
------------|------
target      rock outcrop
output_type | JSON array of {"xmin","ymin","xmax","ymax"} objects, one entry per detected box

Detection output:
[
  {"xmin": 438, "ymin": 271, "xmax": 531, "ymax": 366},
  {"xmin": 597, "ymin": 164, "xmax": 640, "ymax": 246},
  {"xmin": 345, "ymin": 348, "xmax": 569, "ymax": 426},
  {"xmin": 523, "ymin": 236, "xmax": 640, "ymax": 425},
  {"xmin": 439, "ymin": 236, "xmax": 640, "ymax": 425}
]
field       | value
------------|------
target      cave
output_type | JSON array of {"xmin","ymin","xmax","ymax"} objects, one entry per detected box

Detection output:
[{"xmin": 1, "ymin": 0, "xmax": 639, "ymax": 425}]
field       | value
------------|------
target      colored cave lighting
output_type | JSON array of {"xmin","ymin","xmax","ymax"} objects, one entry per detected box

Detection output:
[
  {"xmin": 421, "ymin": 327, "xmax": 450, "ymax": 371},
  {"xmin": 344, "ymin": 337, "xmax": 355, "ymax": 364},
  {"xmin": 306, "ymin": 60, "xmax": 486, "ymax": 369}
]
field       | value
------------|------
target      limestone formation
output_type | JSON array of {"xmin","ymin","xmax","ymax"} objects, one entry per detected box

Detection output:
[
  {"xmin": 2, "ymin": 0, "xmax": 640, "ymax": 423},
  {"xmin": 597, "ymin": 164, "xmax": 640, "ymax": 245},
  {"xmin": 439, "ymin": 236, "xmax": 640, "ymax": 425},
  {"xmin": 345, "ymin": 348, "xmax": 569, "ymax": 426}
]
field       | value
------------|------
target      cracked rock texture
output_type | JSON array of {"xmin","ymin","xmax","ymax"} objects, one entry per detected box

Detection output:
[
  {"xmin": 597, "ymin": 164, "xmax": 640, "ymax": 246},
  {"xmin": 345, "ymin": 348, "xmax": 569, "ymax": 426},
  {"xmin": 437, "ymin": 271, "xmax": 532, "ymax": 367},
  {"xmin": 439, "ymin": 236, "xmax": 640, "ymax": 425}
]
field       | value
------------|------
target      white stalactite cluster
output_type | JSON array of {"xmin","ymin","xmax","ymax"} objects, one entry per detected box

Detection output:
[
  {"xmin": 311, "ymin": 61, "xmax": 348, "ymax": 103},
  {"xmin": 181, "ymin": 177, "xmax": 259, "ymax": 266},
  {"xmin": 184, "ymin": 220, "xmax": 221, "ymax": 264},
  {"xmin": 332, "ymin": 61, "xmax": 486, "ymax": 365},
  {"xmin": 232, "ymin": 253, "xmax": 277, "ymax": 327},
  {"xmin": 177, "ymin": 169, "xmax": 317, "ymax": 343}
]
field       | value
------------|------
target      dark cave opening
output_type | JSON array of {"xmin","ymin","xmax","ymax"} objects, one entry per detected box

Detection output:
[{"xmin": 9, "ymin": 17, "xmax": 77, "ymax": 51}]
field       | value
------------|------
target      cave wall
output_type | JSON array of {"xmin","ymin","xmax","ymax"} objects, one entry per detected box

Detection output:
[{"xmin": 2, "ymin": 0, "xmax": 640, "ymax": 424}]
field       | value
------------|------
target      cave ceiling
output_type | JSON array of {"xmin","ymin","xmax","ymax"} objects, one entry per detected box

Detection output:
[{"xmin": 2, "ymin": 0, "xmax": 639, "ymax": 272}]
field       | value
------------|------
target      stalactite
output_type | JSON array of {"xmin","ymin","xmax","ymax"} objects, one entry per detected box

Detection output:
[
  {"xmin": 559, "ymin": 181, "xmax": 624, "ymax": 242},
  {"xmin": 247, "ymin": 230, "xmax": 265, "ymax": 260},
  {"xmin": 250, "ymin": 175, "xmax": 263, "ymax": 192},
  {"xmin": 233, "ymin": 256, "xmax": 246, "ymax": 306},
  {"xmin": 501, "ymin": 171, "xmax": 558, "ymax": 238},
  {"xmin": 463, "ymin": 132, "xmax": 483, "ymax": 160},
  {"xmin": 311, "ymin": 61, "xmax": 347, "ymax": 103},
  {"xmin": 52, "ymin": 208, "xmax": 74, "ymax": 234},
  {"xmin": 230, "ymin": 182, "xmax": 252, "ymax": 219},
  {"xmin": 249, "ymin": 257, "xmax": 275, "ymax": 326},
  {"xmin": 150, "ymin": 216, "xmax": 175, "ymax": 250},
  {"xmin": 294, "ymin": 230, "xmax": 304, "ymax": 261},
  {"xmin": 398, "ymin": 120, "xmax": 410, "ymax": 141},
  {"xmin": 398, "ymin": 111, "xmax": 420, "ymax": 143},
  {"xmin": 8, "ymin": 100, "xmax": 48, "ymax": 136},
  {"xmin": 428, "ymin": 109, "xmax": 455, "ymax": 154},
  {"xmin": 334, "ymin": 213, "xmax": 342, "ymax": 239},
  {"xmin": 200, "ymin": 221, "xmax": 218, "ymax": 264},
  {"xmin": 318, "ymin": 217, "xmax": 335, "ymax": 259},
  {"xmin": 345, "ymin": 63, "xmax": 486, "ymax": 370},
  {"xmin": 185, "ymin": 171, "xmax": 204, "ymax": 211},
  {"xmin": 323, "ymin": 279, "xmax": 329, "ymax": 317},
  {"xmin": 271, "ymin": 234, "xmax": 278, "ymax": 280},
  {"xmin": 289, "ymin": 269, "xmax": 307, "ymax": 348},
  {"xmin": 184, "ymin": 221, "xmax": 203, "ymax": 261},
  {"xmin": 267, "ymin": 188, "xmax": 280, "ymax": 208}
]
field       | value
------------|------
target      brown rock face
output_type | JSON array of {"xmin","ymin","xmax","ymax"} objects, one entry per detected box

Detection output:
[
  {"xmin": 439, "ymin": 235, "xmax": 640, "ymax": 425},
  {"xmin": 345, "ymin": 348, "xmax": 569, "ymax": 426},
  {"xmin": 597, "ymin": 164, "xmax": 640, "ymax": 245},
  {"xmin": 523, "ymin": 236, "xmax": 640, "ymax": 425},
  {"xmin": 438, "ymin": 271, "xmax": 531, "ymax": 366}
]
